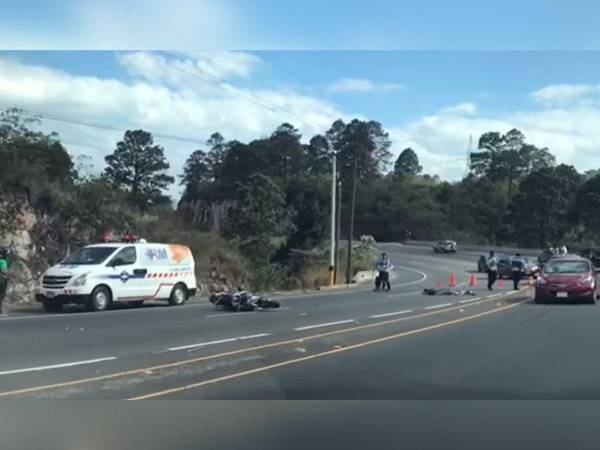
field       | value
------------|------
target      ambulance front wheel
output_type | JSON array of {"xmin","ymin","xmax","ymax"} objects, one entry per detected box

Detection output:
[
  {"xmin": 169, "ymin": 283, "xmax": 188, "ymax": 306},
  {"xmin": 89, "ymin": 286, "xmax": 112, "ymax": 312}
]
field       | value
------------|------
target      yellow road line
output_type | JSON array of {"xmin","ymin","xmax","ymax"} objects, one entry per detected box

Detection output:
[
  {"xmin": 0, "ymin": 289, "xmax": 529, "ymax": 398},
  {"xmin": 130, "ymin": 297, "xmax": 530, "ymax": 399}
]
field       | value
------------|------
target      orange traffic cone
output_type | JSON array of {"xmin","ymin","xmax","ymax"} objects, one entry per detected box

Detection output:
[
  {"xmin": 498, "ymin": 279, "xmax": 505, "ymax": 289},
  {"xmin": 469, "ymin": 273, "xmax": 477, "ymax": 288},
  {"xmin": 449, "ymin": 272, "xmax": 456, "ymax": 288}
]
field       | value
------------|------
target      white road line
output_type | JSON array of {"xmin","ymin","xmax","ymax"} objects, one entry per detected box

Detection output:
[
  {"xmin": 204, "ymin": 307, "xmax": 290, "ymax": 319},
  {"xmin": 370, "ymin": 310, "xmax": 413, "ymax": 319},
  {"xmin": 391, "ymin": 266, "xmax": 428, "ymax": 288},
  {"xmin": 168, "ymin": 333, "xmax": 273, "ymax": 352},
  {"xmin": 294, "ymin": 319, "xmax": 355, "ymax": 331},
  {"xmin": 425, "ymin": 303, "xmax": 453, "ymax": 310},
  {"xmin": 205, "ymin": 312, "xmax": 256, "ymax": 319},
  {"xmin": 459, "ymin": 298, "xmax": 480, "ymax": 304},
  {"xmin": 238, "ymin": 333, "xmax": 271, "ymax": 340},
  {"xmin": 0, "ymin": 357, "xmax": 117, "ymax": 376},
  {"xmin": 169, "ymin": 338, "xmax": 238, "ymax": 352}
]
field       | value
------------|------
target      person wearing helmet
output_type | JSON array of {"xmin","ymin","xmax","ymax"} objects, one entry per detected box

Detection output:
[{"xmin": 0, "ymin": 248, "xmax": 8, "ymax": 315}]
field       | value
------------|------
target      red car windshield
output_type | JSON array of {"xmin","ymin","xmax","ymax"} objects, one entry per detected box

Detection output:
[{"xmin": 544, "ymin": 261, "xmax": 591, "ymax": 274}]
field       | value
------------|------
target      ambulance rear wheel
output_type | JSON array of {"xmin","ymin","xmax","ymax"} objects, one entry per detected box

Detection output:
[
  {"xmin": 169, "ymin": 283, "xmax": 188, "ymax": 306},
  {"xmin": 89, "ymin": 286, "xmax": 112, "ymax": 312}
]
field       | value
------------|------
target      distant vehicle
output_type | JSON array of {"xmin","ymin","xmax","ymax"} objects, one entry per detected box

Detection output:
[
  {"xmin": 534, "ymin": 256, "xmax": 599, "ymax": 304},
  {"xmin": 433, "ymin": 240, "xmax": 457, "ymax": 254},
  {"xmin": 36, "ymin": 236, "xmax": 197, "ymax": 312}
]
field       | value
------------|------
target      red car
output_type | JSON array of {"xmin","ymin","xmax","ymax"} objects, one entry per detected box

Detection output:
[{"xmin": 535, "ymin": 256, "xmax": 599, "ymax": 304}]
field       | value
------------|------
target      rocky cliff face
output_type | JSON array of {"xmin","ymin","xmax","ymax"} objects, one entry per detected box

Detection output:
[
  {"xmin": 179, "ymin": 198, "xmax": 237, "ymax": 233},
  {"xmin": 0, "ymin": 193, "xmax": 42, "ymax": 305}
]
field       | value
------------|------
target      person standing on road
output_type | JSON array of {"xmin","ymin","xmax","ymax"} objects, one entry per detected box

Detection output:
[
  {"xmin": 487, "ymin": 251, "xmax": 498, "ymax": 291},
  {"xmin": 511, "ymin": 253, "xmax": 525, "ymax": 291},
  {"xmin": 375, "ymin": 252, "xmax": 392, "ymax": 292},
  {"xmin": 0, "ymin": 248, "xmax": 8, "ymax": 315}
]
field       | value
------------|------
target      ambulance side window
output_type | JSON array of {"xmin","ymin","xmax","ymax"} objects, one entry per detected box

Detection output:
[{"xmin": 108, "ymin": 247, "xmax": 137, "ymax": 267}]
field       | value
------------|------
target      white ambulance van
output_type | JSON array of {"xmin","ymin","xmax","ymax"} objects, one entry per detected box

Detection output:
[{"xmin": 36, "ymin": 237, "xmax": 197, "ymax": 312}]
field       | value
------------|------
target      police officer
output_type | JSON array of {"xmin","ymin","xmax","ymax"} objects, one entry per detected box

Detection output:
[
  {"xmin": 375, "ymin": 252, "xmax": 392, "ymax": 292},
  {"xmin": 0, "ymin": 247, "xmax": 8, "ymax": 315},
  {"xmin": 511, "ymin": 253, "xmax": 525, "ymax": 291},
  {"xmin": 487, "ymin": 251, "xmax": 498, "ymax": 291}
]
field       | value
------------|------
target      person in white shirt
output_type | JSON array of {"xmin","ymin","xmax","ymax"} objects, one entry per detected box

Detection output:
[{"xmin": 487, "ymin": 251, "xmax": 498, "ymax": 291}]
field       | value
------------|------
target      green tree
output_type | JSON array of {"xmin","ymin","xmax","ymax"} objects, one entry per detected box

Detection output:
[
  {"xmin": 328, "ymin": 119, "xmax": 392, "ymax": 184},
  {"xmin": 180, "ymin": 150, "xmax": 212, "ymax": 198},
  {"xmin": 574, "ymin": 174, "xmax": 600, "ymax": 236},
  {"xmin": 0, "ymin": 108, "xmax": 75, "ymax": 191},
  {"xmin": 104, "ymin": 130, "xmax": 174, "ymax": 208},
  {"xmin": 509, "ymin": 165, "xmax": 582, "ymax": 248},
  {"xmin": 285, "ymin": 174, "xmax": 330, "ymax": 250},
  {"xmin": 394, "ymin": 148, "xmax": 422, "ymax": 177},
  {"xmin": 266, "ymin": 123, "xmax": 305, "ymax": 189},
  {"xmin": 206, "ymin": 132, "xmax": 227, "ymax": 181},
  {"xmin": 471, "ymin": 129, "xmax": 555, "ymax": 193},
  {"xmin": 224, "ymin": 174, "xmax": 295, "ymax": 263}
]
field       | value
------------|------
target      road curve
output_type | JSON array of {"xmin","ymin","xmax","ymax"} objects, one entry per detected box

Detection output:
[{"xmin": 0, "ymin": 242, "xmax": 578, "ymax": 399}]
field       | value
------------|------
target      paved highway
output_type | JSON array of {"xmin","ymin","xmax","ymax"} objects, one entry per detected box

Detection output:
[{"xmin": 1, "ymin": 243, "xmax": 597, "ymax": 399}]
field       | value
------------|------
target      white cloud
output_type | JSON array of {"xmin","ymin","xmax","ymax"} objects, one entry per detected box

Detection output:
[
  {"xmin": 327, "ymin": 78, "xmax": 404, "ymax": 94},
  {"xmin": 118, "ymin": 52, "xmax": 262, "ymax": 85},
  {"xmin": 0, "ymin": 55, "xmax": 348, "ymax": 198},
  {"xmin": 530, "ymin": 83, "xmax": 600, "ymax": 105},
  {"xmin": 439, "ymin": 102, "xmax": 477, "ymax": 116},
  {"xmin": 389, "ymin": 100, "xmax": 600, "ymax": 181}
]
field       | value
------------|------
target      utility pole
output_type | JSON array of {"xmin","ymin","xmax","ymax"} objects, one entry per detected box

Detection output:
[
  {"xmin": 329, "ymin": 149, "xmax": 337, "ymax": 286},
  {"xmin": 346, "ymin": 158, "xmax": 358, "ymax": 284},
  {"xmin": 334, "ymin": 179, "xmax": 342, "ymax": 284}
]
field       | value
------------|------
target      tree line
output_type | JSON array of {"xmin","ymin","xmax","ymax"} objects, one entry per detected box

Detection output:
[{"xmin": 2, "ymin": 106, "xmax": 600, "ymax": 277}]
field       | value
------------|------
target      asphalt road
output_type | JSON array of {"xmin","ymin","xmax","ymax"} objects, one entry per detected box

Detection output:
[{"xmin": 2, "ymin": 243, "xmax": 598, "ymax": 399}]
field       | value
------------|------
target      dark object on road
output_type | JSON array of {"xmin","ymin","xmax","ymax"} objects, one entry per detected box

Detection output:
[
  {"xmin": 209, "ymin": 290, "xmax": 280, "ymax": 312},
  {"xmin": 374, "ymin": 270, "xmax": 391, "ymax": 292},
  {"xmin": 433, "ymin": 240, "xmax": 457, "ymax": 254},
  {"xmin": 534, "ymin": 256, "xmax": 599, "ymax": 304},
  {"xmin": 422, "ymin": 288, "xmax": 476, "ymax": 296}
]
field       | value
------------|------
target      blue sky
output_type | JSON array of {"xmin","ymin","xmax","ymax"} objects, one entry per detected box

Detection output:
[
  {"xmin": 1, "ymin": 2, "xmax": 600, "ymax": 198},
  {"xmin": 7, "ymin": 50, "xmax": 600, "ymax": 124},
  {"xmin": 2, "ymin": 1, "xmax": 600, "ymax": 49}
]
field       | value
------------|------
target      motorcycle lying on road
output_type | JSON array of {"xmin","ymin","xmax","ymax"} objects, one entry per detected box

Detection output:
[{"xmin": 209, "ymin": 290, "xmax": 280, "ymax": 312}]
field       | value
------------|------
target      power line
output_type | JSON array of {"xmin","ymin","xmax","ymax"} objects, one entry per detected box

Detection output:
[
  {"xmin": 3, "ymin": 106, "xmax": 207, "ymax": 146},
  {"xmin": 155, "ymin": 51, "xmax": 303, "ymax": 123}
]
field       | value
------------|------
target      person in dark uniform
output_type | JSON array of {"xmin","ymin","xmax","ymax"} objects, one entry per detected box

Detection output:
[
  {"xmin": 0, "ymin": 247, "xmax": 8, "ymax": 315},
  {"xmin": 511, "ymin": 253, "xmax": 525, "ymax": 291}
]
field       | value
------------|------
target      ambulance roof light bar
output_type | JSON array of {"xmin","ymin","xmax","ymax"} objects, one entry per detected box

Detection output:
[{"xmin": 98, "ymin": 233, "xmax": 142, "ymax": 243}]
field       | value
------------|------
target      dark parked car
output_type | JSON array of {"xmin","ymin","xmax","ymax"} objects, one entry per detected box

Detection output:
[
  {"xmin": 497, "ymin": 256, "xmax": 539, "ymax": 279},
  {"xmin": 535, "ymin": 256, "xmax": 599, "ymax": 304}
]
